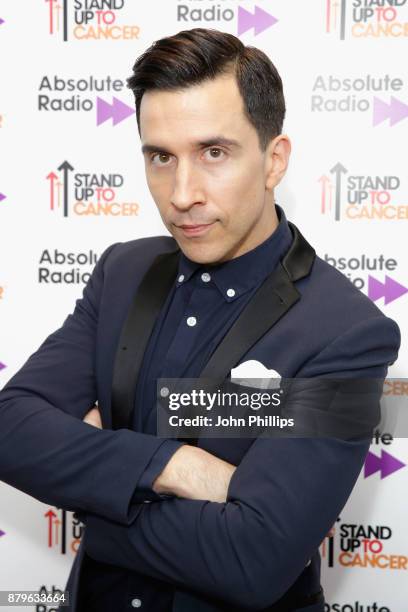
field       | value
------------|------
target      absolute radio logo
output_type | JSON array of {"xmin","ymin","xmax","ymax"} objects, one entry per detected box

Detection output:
[
  {"xmin": 46, "ymin": 161, "xmax": 139, "ymax": 217},
  {"xmin": 325, "ymin": 0, "xmax": 408, "ymax": 40},
  {"xmin": 318, "ymin": 162, "xmax": 405, "ymax": 221},
  {"xmin": 365, "ymin": 448, "xmax": 406, "ymax": 479},
  {"xmin": 44, "ymin": 0, "xmax": 140, "ymax": 42},
  {"xmin": 311, "ymin": 74, "xmax": 408, "ymax": 126},
  {"xmin": 176, "ymin": 1, "xmax": 278, "ymax": 37},
  {"xmin": 44, "ymin": 506, "xmax": 84, "ymax": 554},
  {"xmin": 38, "ymin": 75, "xmax": 135, "ymax": 126},
  {"xmin": 324, "ymin": 253, "xmax": 408, "ymax": 306},
  {"xmin": 38, "ymin": 249, "xmax": 99, "ymax": 284},
  {"xmin": 325, "ymin": 603, "xmax": 391, "ymax": 612},
  {"xmin": 364, "ymin": 429, "xmax": 405, "ymax": 480}
]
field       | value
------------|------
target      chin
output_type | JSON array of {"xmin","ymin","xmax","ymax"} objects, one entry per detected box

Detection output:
[{"xmin": 179, "ymin": 241, "xmax": 224, "ymax": 265}]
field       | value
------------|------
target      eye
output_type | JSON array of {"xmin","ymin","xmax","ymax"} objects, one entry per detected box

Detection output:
[
  {"xmin": 204, "ymin": 147, "xmax": 226, "ymax": 161},
  {"xmin": 150, "ymin": 152, "xmax": 172, "ymax": 166}
]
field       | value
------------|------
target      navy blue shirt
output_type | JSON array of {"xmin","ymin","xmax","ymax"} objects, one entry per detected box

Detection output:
[{"xmin": 79, "ymin": 204, "xmax": 293, "ymax": 611}]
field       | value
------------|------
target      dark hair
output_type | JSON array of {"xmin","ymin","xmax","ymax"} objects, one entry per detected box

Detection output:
[{"xmin": 126, "ymin": 28, "xmax": 286, "ymax": 151}]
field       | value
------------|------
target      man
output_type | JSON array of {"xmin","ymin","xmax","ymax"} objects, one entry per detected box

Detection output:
[{"xmin": 0, "ymin": 28, "xmax": 400, "ymax": 612}]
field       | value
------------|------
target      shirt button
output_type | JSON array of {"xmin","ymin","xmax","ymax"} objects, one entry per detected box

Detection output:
[
  {"xmin": 178, "ymin": 274, "xmax": 185, "ymax": 283},
  {"xmin": 187, "ymin": 316, "xmax": 197, "ymax": 327},
  {"xmin": 131, "ymin": 598, "xmax": 142, "ymax": 607},
  {"xmin": 226, "ymin": 288, "xmax": 236, "ymax": 298},
  {"xmin": 201, "ymin": 272, "xmax": 211, "ymax": 282}
]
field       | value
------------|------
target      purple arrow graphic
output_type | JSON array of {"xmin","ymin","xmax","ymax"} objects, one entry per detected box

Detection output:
[
  {"xmin": 389, "ymin": 96, "xmax": 408, "ymax": 126},
  {"xmin": 373, "ymin": 97, "xmax": 389, "ymax": 126},
  {"xmin": 0, "ymin": 18, "xmax": 5, "ymax": 26},
  {"xmin": 238, "ymin": 5, "xmax": 278, "ymax": 36},
  {"xmin": 0, "ymin": 529, "xmax": 6, "ymax": 537},
  {"xmin": 111, "ymin": 97, "xmax": 135, "ymax": 126},
  {"xmin": 373, "ymin": 96, "xmax": 408, "ymax": 127},
  {"xmin": 364, "ymin": 451, "xmax": 382, "ymax": 478},
  {"xmin": 96, "ymin": 96, "xmax": 135, "ymax": 126},
  {"xmin": 365, "ymin": 450, "xmax": 405, "ymax": 479},
  {"xmin": 97, "ymin": 97, "xmax": 113, "ymax": 126},
  {"xmin": 0, "ymin": 362, "xmax": 6, "ymax": 372},
  {"xmin": 368, "ymin": 275, "xmax": 408, "ymax": 305},
  {"xmin": 0, "ymin": 193, "xmax": 6, "ymax": 202}
]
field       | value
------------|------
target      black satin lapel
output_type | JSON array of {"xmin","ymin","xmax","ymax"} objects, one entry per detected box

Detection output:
[
  {"xmin": 111, "ymin": 248, "xmax": 180, "ymax": 429},
  {"xmin": 199, "ymin": 262, "xmax": 300, "ymax": 381},
  {"xmin": 200, "ymin": 221, "xmax": 316, "ymax": 381},
  {"xmin": 283, "ymin": 221, "xmax": 316, "ymax": 282}
]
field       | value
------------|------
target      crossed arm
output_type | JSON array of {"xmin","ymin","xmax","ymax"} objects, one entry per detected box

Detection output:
[
  {"xmin": 83, "ymin": 405, "xmax": 236, "ymax": 503},
  {"xmin": 80, "ymin": 406, "xmax": 371, "ymax": 609}
]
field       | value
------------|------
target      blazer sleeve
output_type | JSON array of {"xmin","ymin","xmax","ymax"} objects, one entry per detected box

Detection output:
[
  {"xmin": 82, "ymin": 314, "xmax": 400, "ymax": 610},
  {"xmin": 0, "ymin": 243, "xmax": 182, "ymax": 525}
]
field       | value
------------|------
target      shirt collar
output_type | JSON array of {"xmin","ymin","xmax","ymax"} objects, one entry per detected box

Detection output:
[{"xmin": 176, "ymin": 204, "xmax": 293, "ymax": 302}]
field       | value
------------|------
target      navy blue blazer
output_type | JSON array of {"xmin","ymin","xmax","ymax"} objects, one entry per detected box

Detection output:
[{"xmin": 0, "ymin": 221, "xmax": 400, "ymax": 612}]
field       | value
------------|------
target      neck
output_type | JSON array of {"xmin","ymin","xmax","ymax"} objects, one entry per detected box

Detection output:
[{"xmin": 216, "ymin": 201, "xmax": 279, "ymax": 264}]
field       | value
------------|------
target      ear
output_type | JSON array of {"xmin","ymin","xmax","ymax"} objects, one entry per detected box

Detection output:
[{"xmin": 265, "ymin": 135, "xmax": 291, "ymax": 191}]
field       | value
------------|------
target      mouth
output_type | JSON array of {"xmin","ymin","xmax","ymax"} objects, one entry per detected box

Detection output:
[{"xmin": 176, "ymin": 222, "xmax": 216, "ymax": 237}]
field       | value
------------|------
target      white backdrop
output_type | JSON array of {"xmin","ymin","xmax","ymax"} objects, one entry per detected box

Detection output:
[{"xmin": 0, "ymin": 1, "xmax": 407, "ymax": 610}]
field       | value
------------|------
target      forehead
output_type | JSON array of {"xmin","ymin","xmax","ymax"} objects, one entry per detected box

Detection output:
[{"xmin": 139, "ymin": 73, "xmax": 249, "ymax": 143}]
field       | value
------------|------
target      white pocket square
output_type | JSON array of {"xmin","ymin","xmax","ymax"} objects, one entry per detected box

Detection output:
[{"xmin": 230, "ymin": 359, "xmax": 281, "ymax": 389}]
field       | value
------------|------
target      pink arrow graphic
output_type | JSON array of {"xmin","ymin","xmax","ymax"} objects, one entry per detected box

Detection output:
[
  {"xmin": 0, "ymin": 193, "xmax": 6, "ymax": 202},
  {"xmin": 373, "ymin": 96, "xmax": 408, "ymax": 127},
  {"xmin": 318, "ymin": 175, "xmax": 331, "ymax": 214},
  {"xmin": 365, "ymin": 450, "xmax": 405, "ymax": 479},
  {"xmin": 0, "ymin": 362, "xmax": 6, "ymax": 372},
  {"xmin": 45, "ymin": 0, "xmax": 58, "ymax": 34},
  {"xmin": 46, "ymin": 171, "xmax": 58, "ymax": 210},
  {"xmin": 96, "ymin": 96, "xmax": 135, "ymax": 126},
  {"xmin": 368, "ymin": 275, "xmax": 408, "ymax": 305},
  {"xmin": 45, "ymin": 509, "xmax": 57, "ymax": 547},
  {"xmin": 238, "ymin": 5, "xmax": 278, "ymax": 36},
  {"xmin": 326, "ymin": 0, "xmax": 331, "ymax": 33}
]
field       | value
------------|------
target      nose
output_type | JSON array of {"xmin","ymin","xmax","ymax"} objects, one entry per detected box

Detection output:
[{"xmin": 170, "ymin": 158, "xmax": 205, "ymax": 211}]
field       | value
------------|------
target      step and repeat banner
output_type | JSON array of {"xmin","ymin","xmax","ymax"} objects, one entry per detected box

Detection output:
[{"xmin": 0, "ymin": 1, "xmax": 407, "ymax": 610}]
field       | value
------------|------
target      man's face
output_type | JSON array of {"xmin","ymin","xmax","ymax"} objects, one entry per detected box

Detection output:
[{"xmin": 139, "ymin": 72, "xmax": 289, "ymax": 264}]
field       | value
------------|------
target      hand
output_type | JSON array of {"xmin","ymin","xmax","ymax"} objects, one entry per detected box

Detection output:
[
  {"xmin": 83, "ymin": 404, "xmax": 102, "ymax": 429},
  {"xmin": 153, "ymin": 445, "xmax": 236, "ymax": 503}
]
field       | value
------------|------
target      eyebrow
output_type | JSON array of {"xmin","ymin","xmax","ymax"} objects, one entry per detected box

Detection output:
[{"xmin": 141, "ymin": 137, "xmax": 241, "ymax": 155}]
